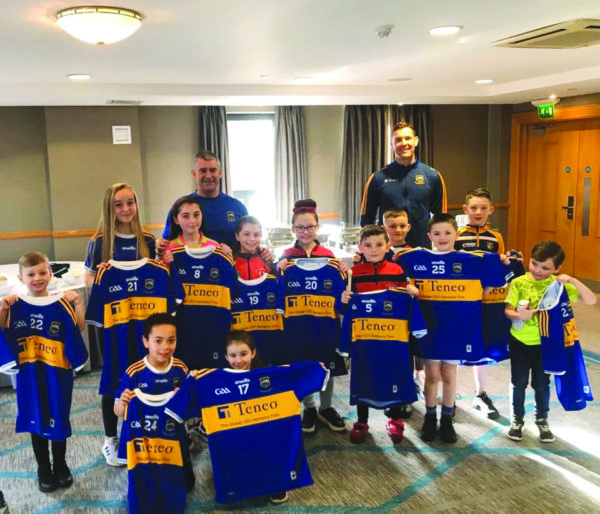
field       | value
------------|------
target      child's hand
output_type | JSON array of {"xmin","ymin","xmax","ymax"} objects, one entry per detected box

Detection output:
[
  {"xmin": 1, "ymin": 295, "xmax": 18, "ymax": 311},
  {"xmin": 517, "ymin": 307, "xmax": 538, "ymax": 321},
  {"xmin": 156, "ymin": 238, "xmax": 169, "ymax": 258},
  {"xmin": 189, "ymin": 370, "xmax": 198, "ymax": 377},
  {"xmin": 119, "ymin": 388, "xmax": 134, "ymax": 406},
  {"xmin": 499, "ymin": 253, "xmax": 510, "ymax": 265},
  {"xmin": 556, "ymin": 274, "xmax": 572, "ymax": 284},
  {"xmin": 344, "ymin": 357, "xmax": 350, "ymax": 371},
  {"xmin": 219, "ymin": 243, "xmax": 233, "ymax": 256},
  {"xmin": 163, "ymin": 250, "xmax": 174, "ymax": 264},
  {"xmin": 352, "ymin": 251, "xmax": 361, "ymax": 264},
  {"xmin": 341, "ymin": 290, "xmax": 352, "ymax": 304},
  {"xmin": 276, "ymin": 258, "xmax": 288, "ymax": 272},
  {"xmin": 406, "ymin": 284, "xmax": 419, "ymax": 296},
  {"xmin": 338, "ymin": 261, "xmax": 348, "ymax": 274},
  {"xmin": 63, "ymin": 290, "xmax": 81, "ymax": 306},
  {"xmin": 260, "ymin": 247, "xmax": 273, "ymax": 262},
  {"xmin": 392, "ymin": 249, "xmax": 404, "ymax": 261}
]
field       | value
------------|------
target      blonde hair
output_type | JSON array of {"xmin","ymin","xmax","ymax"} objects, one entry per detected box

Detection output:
[{"xmin": 94, "ymin": 183, "xmax": 149, "ymax": 263}]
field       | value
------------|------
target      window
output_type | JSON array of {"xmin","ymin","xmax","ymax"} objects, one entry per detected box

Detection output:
[{"xmin": 227, "ymin": 113, "xmax": 275, "ymax": 224}]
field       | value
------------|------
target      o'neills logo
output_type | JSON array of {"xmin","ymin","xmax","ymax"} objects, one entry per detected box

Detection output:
[
  {"xmin": 104, "ymin": 297, "xmax": 167, "ymax": 328},
  {"xmin": 285, "ymin": 295, "xmax": 335, "ymax": 318}
]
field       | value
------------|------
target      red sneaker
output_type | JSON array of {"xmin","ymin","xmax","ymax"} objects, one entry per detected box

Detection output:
[
  {"xmin": 350, "ymin": 422, "xmax": 369, "ymax": 444},
  {"xmin": 386, "ymin": 419, "xmax": 405, "ymax": 443}
]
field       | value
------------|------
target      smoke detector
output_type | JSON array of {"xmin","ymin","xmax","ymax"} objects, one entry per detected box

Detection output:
[{"xmin": 375, "ymin": 25, "xmax": 394, "ymax": 39}]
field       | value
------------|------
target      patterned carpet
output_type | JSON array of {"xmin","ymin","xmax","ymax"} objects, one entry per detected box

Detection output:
[{"xmin": 1, "ymin": 301, "xmax": 599, "ymax": 513}]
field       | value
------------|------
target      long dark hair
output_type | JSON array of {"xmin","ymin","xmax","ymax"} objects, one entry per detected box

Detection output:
[
  {"xmin": 225, "ymin": 330, "xmax": 264, "ymax": 369},
  {"xmin": 168, "ymin": 195, "xmax": 206, "ymax": 241}
]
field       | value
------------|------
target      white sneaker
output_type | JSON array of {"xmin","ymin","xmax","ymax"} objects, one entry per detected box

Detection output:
[
  {"xmin": 472, "ymin": 392, "xmax": 500, "ymax": 420},
  {"xmin": 102, "ymin": 437, "xmax": 124, "ymax": 467}
]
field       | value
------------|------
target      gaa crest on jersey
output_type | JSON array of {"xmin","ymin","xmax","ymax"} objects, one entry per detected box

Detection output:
[
  {"xmin": 414, "ymin": 174, "xmax": 425, "ymax": 185},
  {"xmin": 266, "ymin": 292, "xmax": 276, "ymax": 305},
  {"xmin": 49, "ymin": 321, "xmax": 60, "ymax": 335},
  {"xmin": 210, "ymin": 268, "xmax": 220, "ymax": 280},
  {"xmin": 226, "ymin": 211, "xmax": 235, "ymax": 222},
  {"xmin": 452, "ymin": 263, "xmax": 463, "ymax": 274},
  {"xmin": 144, "ymin": 278, "xmax": 155, "ymax": 291},
  {"xmin": 165, "ymin": 419, "xmax": 176, "ymax": 433},
  {"xmin": 323, "ymin": 279, "xmax": 333, "ymax": 290},
  {"xmin": 383, "ymin": 301, "xmax": 393, "ymax": 312},
  {"xmin": 259, "ymin": 376, "xmax": 271, "ymax": 390}
]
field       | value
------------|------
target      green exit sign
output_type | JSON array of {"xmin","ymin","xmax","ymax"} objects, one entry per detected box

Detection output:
[{"xmin": 537, "ymin": 103, "xmax": 555, "ymax": 119}]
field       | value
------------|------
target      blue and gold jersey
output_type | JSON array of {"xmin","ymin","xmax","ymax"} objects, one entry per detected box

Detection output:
[
  {"xmin": 86, "ymin": 259, "xmax": 176, "ymax": 395},
  {"xmin": 165, "ymin": 362, "xmax": 327, "ymax": 503},
  {"xmin": 116, "ymin": 356, "xmax": 188, "ymax": 399},
  {"xmin": 277, "ymin": 258, "xmax": 347, "ymax": 375},
  {"xmin": 117, "ymin": 390, "xmax": 188, "ymax": 514},
  {"xmin": 1, "ymin": 295, "xmax": 88, "ymax": 440},
  {"xmin": 231, "ymin": 274, "xmax": 283, "ymax": 365},
  {"xmin": 340, "ymin": 288, "xmax": 426, "ymax": 407},
  {"xmin": 399, "ymin": 249, "xmax": 512, "ymax": 361},
  {"xmin": 84, "ymin": 232, "xmax": 156, "ymax": 273},
  {"xmin": 170, "ymin": 246, "xmax": 237, "ymax": 369}
]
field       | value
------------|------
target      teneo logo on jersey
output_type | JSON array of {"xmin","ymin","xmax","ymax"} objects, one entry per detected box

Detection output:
[
  {"xmin": 17, "ymin": 336, "xmax": 70, "ymax": 369},
  {"xmin": 127, "ymin": 437, "xmax": 183, "ymax": 470},
  {"xmin": 483, "ymin": 286, "xmax": 507, "ymax": 304},
  {"xmin": 285, "ymin": 295, "xmax": 335, "ymax": 318},
  {"xmin": 231, "ymin": 309, "xmax": 283, "ymax": 331},
  {"xmin": 104, "ymin": 297, "xmax": 167, "ymax": 328},
  {"xmin": 202, "ymin": 391, "xmax": 300, "ymax": 434},
  {"xmin": 412, "ymin": 279, "xmax": 481, "ymax": 302},
  {"xmin": 563, "ymin": 318, "xmax": 579, "ymax": 347},
  {"xmin": 414, "ymin": 174, "xmax": 425, "ymax": 185},
  {"xmin": 351, "ymin": 318, "xmax": 409, "ymax": 342},
  {"xmin": 226, "ymin": 211, "xmax": 235, "ymax": 222},
  {"xmin": 182, "ymin": 284, "xmax": 230, "ymax": 308}
]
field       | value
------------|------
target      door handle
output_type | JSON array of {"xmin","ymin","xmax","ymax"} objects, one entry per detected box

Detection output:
[{"xmin": 561, "ymin": 196, "xmax": 574, "ymax": 220}]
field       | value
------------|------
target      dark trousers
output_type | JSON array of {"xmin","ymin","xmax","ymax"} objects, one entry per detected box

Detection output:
[
  {"xmin": 509, "ymin": 336, "xmax": 550, "ymax": 420},
  {"xmin": 102, "ymin": 394, "xmax": 119, "ymax": 437},
  {"xmin": 357, "ymin": 402, "xmax": 403, "ymax": 423},
  {"xmin": 31, "ymin": 433, "xmax": 67, "ymax": 468}
]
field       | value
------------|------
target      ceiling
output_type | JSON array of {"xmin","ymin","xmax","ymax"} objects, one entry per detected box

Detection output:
[{"xmin": 3, "ymin": 0, "xmax": 600, "ymax": 106}]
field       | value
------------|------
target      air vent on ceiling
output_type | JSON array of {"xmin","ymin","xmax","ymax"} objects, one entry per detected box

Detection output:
[
  {"xmin": 106, "ymin": 99, "xmax": 144, "ymax": 105},
  {"xmin": 493, "ymin": 19, "xmax": 600, "ymax": 49}
]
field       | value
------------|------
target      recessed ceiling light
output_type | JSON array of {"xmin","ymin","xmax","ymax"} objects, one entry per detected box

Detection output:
[
  {"xmin": 387, "ymin": 77, "xmax": 411, "ymax": 82},
  {"xmin": 549, "ymin": 94, "xmax": 557, "ymax": 100},
  {"xmin": 397, "ymin": 103, "xmax": 404, "ymax": 106},
  {"xmin": 68, "ymin": 73, "xmax": 91, "ymax": 80},
  {"xmin": 475, "ymin": 79, "xmax": 494, "ymax": 85},
  {"xmin": 293, "ymin": 76, "xmax": 313, "ymax": 84},
  {"xmin": 430, "ymin": 25, "xmax": 462, "ymax": 36}
]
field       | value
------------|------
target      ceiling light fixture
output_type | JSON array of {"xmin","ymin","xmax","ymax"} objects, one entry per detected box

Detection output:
[
  {"xmin": 386, "ymin": 77, "xmax": 411, "ymax": 82},
  {"xmin": 67, "ymin": 73, "xmax": 91, "ymax": 81},
  {"xmin": 55, "ymin": 6, "xmax": 143, "ymax": 45},
  {"xmin": 430, "ymin": 25, "xmax": 462, "ymax": 36},
  {"xmin": 475, "ymin": 79, "xmax": 494, "ymax": 85}
]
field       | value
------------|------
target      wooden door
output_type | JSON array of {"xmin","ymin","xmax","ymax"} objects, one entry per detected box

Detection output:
[
  {"xmin": 522, "ymin": 119, "xmax": 600, "ymax": 280},
  {"xmin": 574, "ymin": 118, "xmax": 600, "ymax": 280},
  {"xmin": 524, "ymin": 120, "xmax": 580, "ymax": 275}
]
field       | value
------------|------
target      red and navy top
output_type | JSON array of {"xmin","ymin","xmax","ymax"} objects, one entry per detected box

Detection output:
[
  {"xmin": 351, "ymin": 260, "xmax": 407, "ymax": 293},
  {"xmin": 234, "ymin": 252, "xmax": 275, "ymax": 280},
  {"xmin": 282, "ymin": 240, "xmax": 335, "ymax": 260}
]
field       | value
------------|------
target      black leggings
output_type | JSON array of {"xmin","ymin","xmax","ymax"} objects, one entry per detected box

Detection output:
[
  {"xmin": 357, "ymin": 403, "xmax": 404, "ymax": 423},
  {"xmin": 31, "ymin": 433, "xmax": 67, "ymax": 467},
  {"xmin": 102, "ymin": 394, "xmax": 119, "ymax": 437}
]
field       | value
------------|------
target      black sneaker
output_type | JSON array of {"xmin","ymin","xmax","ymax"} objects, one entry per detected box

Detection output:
[
  {"xmin": 420, "ymin": 415, "xmax": 437, "ymax": 442},
  {"xmin": 318, "ymin": 407, "xmax": 346, "ymax": 432},
  {"xmin": 270, "ymin": 491, "xmax": 289, "ymax": 504},
  {"xmin": 535, "ymin": 418, "xmax": 555, "ymax": 443},
  {"xmin": 38, "ymin": 465, "xmax": 57, "ymax": 493},
  {"xmin": 53, "ymin": 462, "xmax": 73, "ymax": 488},
  {"xmin": 386, "ymin": 404, "xmax": 413, "ymax": 419},
  {"xmin": 472, "ymin": 392, "xmax": 500, "ymax": 420},
  {"xmin": 302, "ymin": 407, "xmax": 318, "ymax": 433},
  {"xmin": 507, "ymin": 419, "xmax": 524, "ymax": 441},
  {"xmin": 439, "ymin": 414, "xmax": 457, "ymax": 443},
  {"xmin": 0, "ymin": 490, "xmax": 8, "ymax": 514}
]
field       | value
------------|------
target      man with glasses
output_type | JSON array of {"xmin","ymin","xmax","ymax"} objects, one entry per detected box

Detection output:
[
  {"xmin": 160, "ymin": 150, "xmax": 247, "ymax": 249},
  {"xmin": 360, "ymin": 121, "xmax": 447, "ymax": 248}
]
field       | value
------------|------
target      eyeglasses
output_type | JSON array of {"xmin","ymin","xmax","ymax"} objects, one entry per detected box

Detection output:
[{"xmin": 293, "ymin": 225, "xmax": 317, "ymax": 233}]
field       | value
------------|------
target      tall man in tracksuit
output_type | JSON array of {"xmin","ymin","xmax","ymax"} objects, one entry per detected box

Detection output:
[{"xmin": 360, "ymin": 121, "xmax": 447, "ymax": 248}]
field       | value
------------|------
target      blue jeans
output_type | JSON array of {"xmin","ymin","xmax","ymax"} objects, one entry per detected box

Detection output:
[{"xmin": 509, "ymin": 336, "xmax": 550, "ymax": 420}]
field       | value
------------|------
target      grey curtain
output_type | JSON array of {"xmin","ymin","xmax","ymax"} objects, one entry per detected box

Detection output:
[
  {"xmin": 274, "ymin": 106, "xmax": 308, "ymax": 223},
  {"xmin": 339, "ymin": 105, "xmax": 388, "ymax": 224},
  {"xmin": 388, "ymin": 104, "xmax": 433, "ymax": 166},
  {"xmin": 198, "ymin": 106, "xmax": 232, "ymax": 194}
]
